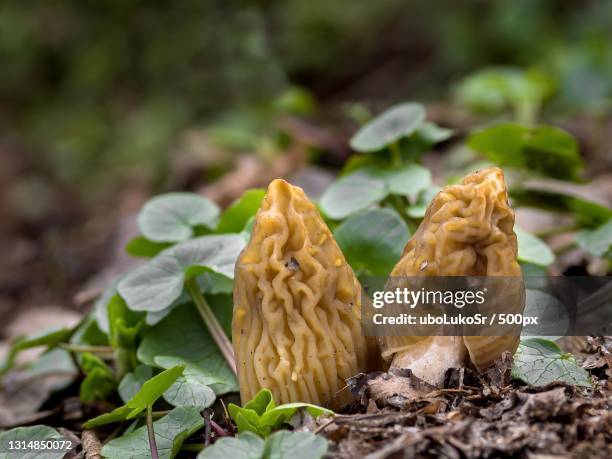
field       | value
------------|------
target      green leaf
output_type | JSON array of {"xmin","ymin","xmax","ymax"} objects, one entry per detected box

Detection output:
[
  {"xmin": 216, "ymin": 189, "xmax": 265, "ymax": 234},
  {"xmin": 319, "ymin": 173, "xmax": 387, "ymax": 219},
  {"xmin": 138, "ymin": 192, "xmax": 220, "ymax": 243},
  {"xmin": 83, "ymin": 365, "xmax": 184, "ymax": 428},
  {"xmin": 512, "ymin": 338, "xmax": 591, "ymax": 387},
  {"xmin": 455, "ymin": 67, "xmax": 553, "ymax": 116},
  {"xmin": 163, "ymin": 375, "xmax": 216, "ymax": 409},
  {"xmin": 334, "ymin": 208, "xmax": 409, "ymax": 276},
  {"xmin": 350, "ymin": 102, "xmax": 426, "ymax": 152},
  {"xmin": 197, "ymin": 432, "xmax": 264, "ymax": 459},
  {"xmin": 243, "ymin": 388, "xmax": 276, "ymax": 415},
  {"xmin": 467, "ymin": 123, "xmax": 583, "ymax": 181},
  {"xmin": 228, "ymin": 389, "xmax": 332, "ymax": 438},
  {"xmin": 320, "ymin": 162, "xmax": 433, "ymax": 220},
  {"xmin": 101, "ymin": 406, "xmax": 204, "ymax": 459},
  {"xmin": 416, "ymin": 122, "xmax": 454, "ymax": 144},
  {"xmin": 264, "ymin": 431, "xmax": 328, "ymax": 459},
  {"xmin": 515, "ymin": 227, "xmax": 555, "ymax": 266},
  {"xmin": 126, "ymin": 365, "xmax": 185, "ymax": 418},
  {"xmin": 108, "ymin": 294, "xmax": 143, "ymax": 346},
  {"xmin": 367, "ymin": 163, "xmax": 432, "ymax": 199},
  {"xmin": 118, "ymin": 234, "xmax": 244, "ymax": 312},
  {"xmin": 576, "ymin": 219, "xmax": 612, "ymax": 257},
  {"xmin": 0, "ymin": 425, "xmax": 71, "ymax": 459},
  {"xmin": 119, "ymin": 365, "xmax": 154, "ymax": 403},
  {"xmin": 79, "ymin": 353, "xmax": 117, "ymax": 403},
  {"xmin": 260, "ymin": 403, "xmax": 332, "ymax": 434},
  {"xmin": 94, "ymin": 276, "xmax": 122, "ymax": 334},
  {"xmin": 0, "ymin": 326, "xmax": 74, "ymax": 376},
  {"xmin": 197, "ymin": 431, "xmax": 328, "ymax": 459},
  {"xmin": 70, "ymin": 314, "xmax": 109, "ymax": 348},
  {"xmin": 137, "ymin": 304, "xmax": 237, "ymax": 395},
  {"xmin": 125, "ymin": 236, "xmax": 173, "ymax": 258},
  {"xmin": 407, "ymin": 186, "xmax": 440, "ymax": 218}
]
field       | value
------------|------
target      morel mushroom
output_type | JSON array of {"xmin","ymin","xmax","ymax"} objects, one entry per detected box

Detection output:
[
  {"xmin": 233, "ymin": 179, "xmax": 378, "ymax": 406},
  {"xmin": 380, "ymin": 167, "xmax": 525, "ymax": 386}
]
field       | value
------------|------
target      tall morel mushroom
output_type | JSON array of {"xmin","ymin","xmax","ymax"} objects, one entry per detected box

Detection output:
[
  {"xmin": 233, "ymin": 179, "xmax": 378, "ymax": 406},
  {"xmin": 381, "ymin": 167, "xmax": 525, "ymax": 386}
]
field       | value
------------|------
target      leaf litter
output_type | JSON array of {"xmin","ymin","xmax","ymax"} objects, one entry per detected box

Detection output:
[{"xmin": 316, "ymin": 343, "xmax": 611, "ymax": 459}]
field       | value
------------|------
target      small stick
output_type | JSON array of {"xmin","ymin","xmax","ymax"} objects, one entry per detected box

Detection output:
[
  {"xmin": 313, "ymin": 418, "xmax": 337, "ymax": 434},
  {"xmin": 146, "ymin": 405, "xmax": 159, "ymax": 459},
  {"xmin": 203, "ymin": 410, "xmax": 212, "ymax": 446}
]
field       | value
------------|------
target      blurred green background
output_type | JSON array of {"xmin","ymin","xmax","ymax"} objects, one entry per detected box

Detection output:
[
  {"xmin": 2, "ymin": 0, "xmax": 611, "ymax": 198},
  {"xmin": 1, "ymin": 0, "xmax": 611, "ymax": 316}
]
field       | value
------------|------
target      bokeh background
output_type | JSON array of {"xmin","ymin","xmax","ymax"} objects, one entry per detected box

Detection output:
[{"xmin": 1, "ymin": 0, "xmax": 611, "ymax": 334}]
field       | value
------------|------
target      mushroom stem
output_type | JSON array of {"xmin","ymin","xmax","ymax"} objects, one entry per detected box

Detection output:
[
  {"xmin": 389, "ymin": 337, "xmax": 467, "ymax": 386},
  {"xmin": 186, "ymin": 277, "xmax": 237, "ymax": 376}
]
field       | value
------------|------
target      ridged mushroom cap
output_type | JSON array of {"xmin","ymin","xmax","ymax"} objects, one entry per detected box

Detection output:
[
  {"xmin": 381, "ymin": 167, "xmax": 525, "ymax": 377},
  {"xmin": 233, "ymin": 179, "xmax": 378, "ymax": 406}
]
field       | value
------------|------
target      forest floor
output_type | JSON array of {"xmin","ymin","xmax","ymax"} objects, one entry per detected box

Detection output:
[{"xmin": 320, "ymin": 337, "xmax": 611, "ymax": 458}]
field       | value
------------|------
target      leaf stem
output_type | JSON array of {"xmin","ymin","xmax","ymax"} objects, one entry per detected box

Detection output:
[
  {"xmin": 58, "ymin": 344, "xmax": 114, "ymax": 355},
  {"xmin": 185, "ymin": 277, "xmax": 237, "ymax": 376},
  {"xmin": 147, "ymin": 404, "xmax": 159, "ymax": 459},
  {"xmin": 210, "ymin": 419, "xmax": 229, "ymax": 437},
  {"xmin": 389, "ymin": 141, "xmax": 402, "ymax": 167}
]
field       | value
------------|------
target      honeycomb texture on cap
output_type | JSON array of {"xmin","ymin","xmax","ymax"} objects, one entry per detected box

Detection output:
[
  {"xmin": 233, "ymin": 179, "xmax": 376, "ymax": 406},
  {"xmin": 381, "ymin": 167, "xmax": 525, "ymax": 372}
]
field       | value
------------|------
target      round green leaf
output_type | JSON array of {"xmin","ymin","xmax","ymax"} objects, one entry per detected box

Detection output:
[
  {"xmin": 512, "ymin": 338, "xmax": 591, "ymax": 387},
  {"xmin": 417, "ymin": 122, "xmax": 454, "ymax": 144},
  {"xmin": 118, "ymin": 235, "xmax": 244, "ymax": 312},
  {"xmin": 575, "ymin": 219, "xmax": 612, "ymax": 257},
  {"xmin": 369, "ymin": 163, "xmax": 432, "ymax": 198},
  {"xmin": 265, "ymin": 431, "xmax": 328, "ymax": 459},
  {"xmin": 102, "ymin": 406, "xmax": 204, "ymax": 459},
  {"xmin": 164, "ymin": 376, "xmax": 216, "ymax": 409},
  {"xmin": 515, "ymin": 226, "xmax": 554, "ymax": 267},
  {"xmin": 138, "ymin": 304, "xmax": 237, "ymax": 395},
  {"xmin": 138, "ymin": 192, "xmax": 220, "ymax": 243},
  {"xmin": 335, "ymin": 208, "xmax": 410, "ymax": 275},
  {"xmin": 0, "ymin": 425, "xmax": 71, "ymax": 459},
  {"xmin": 350, "ymin": 102, "xmax": 426, "ymax": 152},
  {"xmin": 197, "ymin": 432, "xmax": 264, "ymax": 459},
  {"xmin": 467, "ymin": 123, "xmax": 583, "ymax": 181},
  {"xmin": 319, "ymin": 173, "xmax": 387, "ymax": 219}
]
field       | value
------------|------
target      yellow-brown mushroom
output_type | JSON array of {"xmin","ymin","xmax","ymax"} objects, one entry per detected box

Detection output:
[
  {"xmin": 233, "ymin": 179, "xmax": 378, "ymax": 406},
  {"xmin": 380, "ymin": 167, "xmax": 525, "ymax": 386}
]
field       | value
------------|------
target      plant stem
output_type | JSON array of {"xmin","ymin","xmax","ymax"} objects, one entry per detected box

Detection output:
[
  {"xmin": 390, "ymin": 141, "xmax": 402, "ymax": 167},
  {"xmin": 138, "ymin": 410, "xmax": 171, "ymax": 420},
  {"xmin": 59, "ymin": 344, "xmax": 114, "ymax": 355},
  {"xmin": 210, "ymin": 419, "xmax": 229, "ymax": 437},
  {"xmin": 147, "ymin": 405, "xmax": 159, "ymax": 459},
  {"xmin": 185, "ymin": 278, "xmax": 237, "ymax": 376}
]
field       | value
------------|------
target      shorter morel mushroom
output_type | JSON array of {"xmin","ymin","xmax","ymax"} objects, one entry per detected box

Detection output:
[
  {"xmin": 380, "ymin": 167, "xmax": 525, "ymax": 386},
  {"xmin": 233, "ymin": 179, "xmax": 378, "ymax": 406}
]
